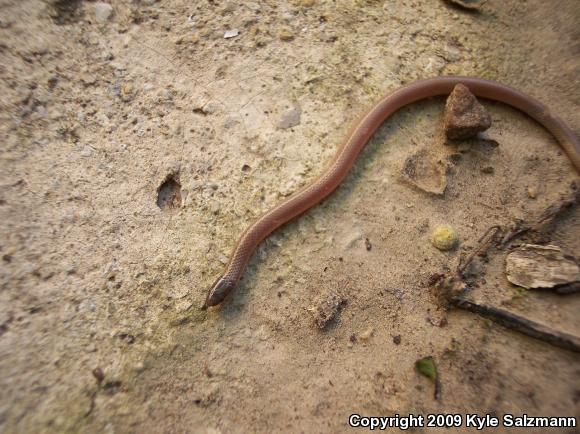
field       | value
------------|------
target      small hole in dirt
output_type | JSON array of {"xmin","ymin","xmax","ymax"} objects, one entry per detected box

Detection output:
[{"xmin": 157, "ymin": 176, "xmax": 182, "ymax": 210}]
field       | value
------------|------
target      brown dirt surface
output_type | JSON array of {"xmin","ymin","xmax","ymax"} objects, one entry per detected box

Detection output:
[{"xmin": 0, "ymin": 0, "xmax": 579, "ymax": 433}]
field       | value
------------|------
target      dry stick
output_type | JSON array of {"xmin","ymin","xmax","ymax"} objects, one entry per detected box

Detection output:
[
  {"xmin": 451, "ymin": 298, "xmax": 580, "ymax": 353},
  {"xmin": 457, "ymin": 225, "xmax": 501, "ymax": 275},
  {"xmin": 443, "ymin": 183, "xmax": 580, "ymax": 353},
  {"xmin": 501, "ymin": 181, "xmax": 579, "ymax": 246}
]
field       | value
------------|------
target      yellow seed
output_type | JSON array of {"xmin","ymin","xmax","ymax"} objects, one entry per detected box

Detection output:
[
  {"xmin": 431, "ymin": 225, "xmax": 458, "ymax": 251},
  {"xmin": 527, "ymin": 186, "xmax": 538, "ymax": 199}
]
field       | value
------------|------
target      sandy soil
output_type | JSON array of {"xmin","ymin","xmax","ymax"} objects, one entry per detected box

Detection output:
[{"xmin": 0, "ymin": 0, "xmax": 579, "ymax": 433}]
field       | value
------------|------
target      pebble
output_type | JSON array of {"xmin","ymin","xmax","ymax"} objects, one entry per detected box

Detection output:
[
  {"xmin": 94, "ymin": 2, "xmax": 114, "ymax": 23},
  {"xmin": 278, "ymin": 28, "xmax": 295, "ymax": 41},
  {"xmin": 400, "ymin": 148, "xmax": 447, "ymax": 195},
  {"xmin": 431, "ymin": 225, "xmax": 459, "ymax": 251},
  {"xmin": 481, "ymin": 166, "xmax": 494, "ymax": 174},
  {"xmin": 92, "ymin": 367, "xmax": 105, "ymax": 383},
  {"xmin": 527, "ymin": 186, "xmax": 538, "ymax": 199},
  {"xmin": 277, "ymin": 106, "xmax": 301, "ymax": 129},
  {"xmin": 175, "ymin": 34, "xmax": 199, "ymax": 45},
  {"xmin": 121, "ymin": 82, "xmax": 134, "ymax": 102},
  {"xmin": 312, "ymin": 292, "xmax": 345, "ymax": 329},
  {"xmin": 224, "ymin": 29, "xmax": 239, "ymax": 39},
  {"xmin": 80, "ymin": 145, "xmax": 93, "ymax": 157},
  {"xmin": 443, "ymin": 84, "xmax": 491, "ymax": 140},
  {"xmin": 359, "ymin": 327, "xmax": 374, "ymax": 342}
]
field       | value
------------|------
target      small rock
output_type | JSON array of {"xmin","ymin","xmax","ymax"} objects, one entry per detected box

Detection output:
[
  {"xmin": 278, "ymin": 28, "xmax": 294, "ymax": 41},
  {"xmin": 401, "ymin": 148, "xmax": 447, "ymax": 195},
  {"xmin": 121, "ymin": 82, "xmax": 134, "ymax": 102},
  {"xmin": 311, "ymin": 291, "xmax": 346, "ymax": 329},
  {"xmin": 175, "ymin": 34, "xmax": 199, "ymax": 45},
  {"xmin": 431, "ymin": 225, "xmax": 459, "ymax": 251},
  {"xmin": 481, "ymin": 166, "xmax": 494, "ymax": 174},
  {"xmin": 92, "ymin": 367, "xmax": 105, "ymax": 384},
  {"xmin": 94, "ymin": 2, "xmax": 114, "ymax": 23},
  {"xmin": 80, "ymin": 145, "xmax": 93, "ymax": 157},
  {"xmin": 527, "ymin": 185, "xmax": 538, "ymax": 199},
  {"xmin": 359, "ymin": 327, "xmax": 374, "ymax": 342},
  {"xmin": 81, "ymin": 74, "xmax": 97, "ymax": 85},
  {"xmin": 224, "ymin": 29, "xmax": 239, "ymax": 39},
  {"xmin": 443, "ymin": 83, "xmax": 491, "ymax": 140},
  {"xmin": 277, "ymin": 106, "xmax": 301, "ymax": 129},
  {"xmin": 393, "ymin": 335, "xmax": 401, "ymax": 345},
  {"xmin": 505, "ymin": 244, "xmax": 580, "ymax": 289}
]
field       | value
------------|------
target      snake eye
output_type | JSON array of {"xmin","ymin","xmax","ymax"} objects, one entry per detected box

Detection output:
[{"xmin": 204, "ymin": 276, "xmax": 236, "ymax": 307}]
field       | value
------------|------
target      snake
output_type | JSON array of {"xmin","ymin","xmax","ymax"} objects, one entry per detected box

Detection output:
[{"xmin": 203, "ymin": 76, "xmax": 580, "ymax": 308}]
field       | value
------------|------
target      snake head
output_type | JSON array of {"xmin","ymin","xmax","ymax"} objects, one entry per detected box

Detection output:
[{"xmin": 204, "ymin": 275, "xmax": 237, "ymax": 308}]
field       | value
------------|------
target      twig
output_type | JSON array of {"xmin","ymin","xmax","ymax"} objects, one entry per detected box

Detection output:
[
  {"xmin": 451, "ymin": 297, "xmax": 580, "ymax": 353},
  {"xmin": 457, "ymin": 225, "xmax": 501, "ymax": 275},
  {"xmin": 432, "ymin": 181, "xmax": 580, "ymax": 353},
  {"xmin": 501, "ymin": 180, "xmax": 579, "ymax": 246}
]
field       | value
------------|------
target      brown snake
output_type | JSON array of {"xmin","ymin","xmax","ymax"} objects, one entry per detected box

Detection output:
[{"xmin": 204, "ymin": 76, "xmax": 580, "ymax": 308}]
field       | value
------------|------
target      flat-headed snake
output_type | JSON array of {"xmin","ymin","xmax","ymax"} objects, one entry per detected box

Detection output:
[{"xmin": 203, "ymin": 76, "xmax": 580, "ymax": 308}]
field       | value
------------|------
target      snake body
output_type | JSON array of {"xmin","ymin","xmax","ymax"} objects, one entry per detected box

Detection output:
[{"xmin": 204, "ymin": 76, "xmax": 580, "ymax": 307}]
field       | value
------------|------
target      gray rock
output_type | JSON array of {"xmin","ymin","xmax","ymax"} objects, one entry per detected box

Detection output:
[
  {"xmin": 277, "ymin": 106, "xmax": 301, "ymax": 129},
  {"xmin": 94, "ymin": 2, "xmax": 114, "ymax": 23}
]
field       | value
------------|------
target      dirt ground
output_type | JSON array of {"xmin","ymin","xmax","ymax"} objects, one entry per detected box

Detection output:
[{"xmin": 0, "ymin": 0, "xmax": 579, "ymax": 433}]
